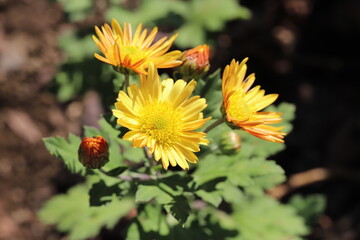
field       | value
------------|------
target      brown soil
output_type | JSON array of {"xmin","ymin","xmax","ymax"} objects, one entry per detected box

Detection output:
[{"xmin": 0, "ymin": 0, "xmax": 80, "ymax": 239}]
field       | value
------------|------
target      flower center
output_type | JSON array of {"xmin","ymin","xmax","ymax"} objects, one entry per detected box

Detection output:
[
  {"xmin": 119, "ymin": 45, "xmax": 146, "ymax": 64},
  {"xmin": 227, "ymin": 91, "xmax": 253, "ymax": 121},
  {"xmin": 138, "ymin": 102, "xmax": 183, "ymax": 148}
]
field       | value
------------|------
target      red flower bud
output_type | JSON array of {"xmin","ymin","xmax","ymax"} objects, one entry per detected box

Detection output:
[
  {"xmin": 78, "ymin": 136, "xmax": 109, "ymax": 169},
  {"xmin": 178, "ymin": 45, "xmax": 210, "ymax": 79}
]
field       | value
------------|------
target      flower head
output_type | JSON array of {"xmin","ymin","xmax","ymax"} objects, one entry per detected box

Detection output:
[
  {"xmin": 112, "ymin": 64, "xmax": 211, "ymax": 170},
  {"xmin": 78, "ymin": 136, "xmax": 109, "ymax": 169},
  {"xmin": 93, "ymin": 19, "xmax": 182, "ymax": 75},
  {"xmin": 178, "ymin": 44, "xmax": 210, "ymax": 79},
  {"xmin": 222, "ymin": 58, "xmax": 286, "ymax": 143}
]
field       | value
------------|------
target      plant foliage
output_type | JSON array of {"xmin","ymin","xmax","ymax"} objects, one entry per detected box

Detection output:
[{"xmin": 39, "ymin": 1, "xmax": 325, "ymax": 239}]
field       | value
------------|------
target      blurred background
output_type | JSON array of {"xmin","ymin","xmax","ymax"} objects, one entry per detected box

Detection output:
[{"xmin": 0, "ymin": 0, "xmax": 359, "ymax": 239}]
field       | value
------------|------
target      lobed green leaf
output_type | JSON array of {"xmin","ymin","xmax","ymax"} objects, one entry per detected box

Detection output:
[
  {"xmin": 39, "ymin": 184, "xmax": 134, "ymax": 240},
  {"xmin": 43, "ymin": 133, "xmax": 85, "ymax": 175}
]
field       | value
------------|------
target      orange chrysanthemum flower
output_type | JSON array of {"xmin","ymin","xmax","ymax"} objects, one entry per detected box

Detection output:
[
  {"xmin": 112, "ymin": 63, "xmax": 211, "ymax": 170},
  {"xmin": 222, "ymin": 58, "xmax": 286, "ymax": 143},
  {"xmin": 93, "ymin": 19, "xmax": 182, "ymax": 75}
]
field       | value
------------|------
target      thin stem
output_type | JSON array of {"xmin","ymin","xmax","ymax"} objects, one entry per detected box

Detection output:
[
  {"xmin": 124, "ymin": 73, "xmax": 130, "ymax": 91},
  {"xmin": 203, "ymin": 118, "xmax": 225, "ymax": 133},
  {"xmin": 99, "ymin": 169, "xmax": 153, "ymax": 181}
]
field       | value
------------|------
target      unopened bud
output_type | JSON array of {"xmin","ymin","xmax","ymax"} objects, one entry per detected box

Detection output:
[
  {"xmin": 78, "ymin": 136, "xmax": 109, "ymax": 169},
  {"xmin": 219, "ymin": 131, "xmax": 241, "ymax": 155},
  {"xmin": 178, "ymin": 45, "xmax": 210, "ymax": 79}
]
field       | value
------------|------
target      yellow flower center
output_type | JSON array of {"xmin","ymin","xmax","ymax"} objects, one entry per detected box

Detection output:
[
  {"xmin": 119, "ymin": 45, "xmax": 146, "ymax": 64},
  {"xmin": 138, "ymin": 102, "xmax": 183, "ymax": 148},
  {"xmin": 227, "ymin": 91, "xmax": 253, "ymax": 121}
]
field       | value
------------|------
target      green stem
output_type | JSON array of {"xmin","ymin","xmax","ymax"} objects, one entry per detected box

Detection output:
[
  {"xmin": 124, "ymin": 73, "xmax": 130, "ymax": 91},
  {"xmin": 203, "ymin": 118, "xmax": 225, "ymax": 133}
]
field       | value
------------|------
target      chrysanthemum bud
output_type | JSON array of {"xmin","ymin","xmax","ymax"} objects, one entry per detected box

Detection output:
[
  {"xmin": 178, "ymin": 44, "xmax": 210, "ymax": 79},
  {"xmin": 219, "ymin": 131, "xmax": 241, "ymax": 155},
  {"xmin": 78, "ymin": 136, "xmax": 109, "ymax": 169}
]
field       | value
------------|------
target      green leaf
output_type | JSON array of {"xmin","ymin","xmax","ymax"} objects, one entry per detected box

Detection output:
[
  {"xmin": 135, "ymin": 174, "xmax": 191, "ymax": 204},
  {"xmin": 137, "ymin": 0, "xmax": 171, "ymax": 23},
  {"xmin": 201, "ymin": 69, "xmax": 223, "ymax": 119},
  {"xmin": 229, "ymin": 196, "xmax": 308, "ymax": 240},
  {"xmin": 289, "ymin": 194, "xmax": 326, "ymax": 226},
  {"xmin": 123, "ymin": 146, "xmax": 145, "ymax": 163},
  {"xmin": 216, "ymin": 181, "xmax": 244, "ymax": 204},
  {"xmin": 193, "ymin": 154, "xmax": 235, "ymax": 186},
  {"xmin": 136, "ymin": 184, "xmax": 173, "ymax": 204},
  {"xmin": 39, "ymin": 184, "xmax": 134, "ymax": 240},
  {"xmin": 195, "ymin": 189, "xmax": 222, "ymax": 207},
  {"xmin": 105, "ymin": 7, "xmax": 137, "ymax": 24},
  {"xmin": 58, "ymin": 0, "xmax": 93, "ymax": 21},
  {"xmin": 89, "ymin": 179, "xmax": 120, "ymax": 206},
  {"xmin": 194, "ymin": 154, "xmax": 285, "ymax": 194},
  {"xmin": 229, "ymin": 158, "xmax": 285, "ymax": 194},
  {"xmin": 175, "ymin": 23, "xmax": 205, "ymax": 48},
  {"xmin": 93, "ymin": 169, "xmax": 123, "ymax": 187},
  {"xmin": 164, "ymin": 196, "xmax": 191, "ymax": 224},
  {"xmin": 83, "ymin": 126, "xmax": 99, "ymax": 138},
  {"xmin": 135, "ymin": 174, "xmax": 192, "ymax": 223},
  {"xmin": 126, "ymin": 204, "xmax": 170, "ymax": 240},
  {"xmin": 58, "ymin": 30, "xmax": 97, "ymax": 62},
  {"xmin": 126, "ymin": 202, "xmax": 241, "ymax": 239},
  {"xmin": 43, "ymin": 133, "xmax": 85, "ymax": 175},
  {"xmin": 105, "ymin": 0, "xmax": 171, "ymax": 26},
  {"xmin": 174, "ymin": 0, "xmax": 251, "ymax": 47}
]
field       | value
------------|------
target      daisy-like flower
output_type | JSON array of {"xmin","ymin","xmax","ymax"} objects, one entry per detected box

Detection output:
[
  {"xmin": 93, "ymin": 19, "xmax": 182, "ymax": 75},
  {"xmin": 222, "ymin": 58, "xmax": 286, "ymax": 143},
  {"xmin": 112, "ymin": 63, "xmax": 211, "ymax": 170}
]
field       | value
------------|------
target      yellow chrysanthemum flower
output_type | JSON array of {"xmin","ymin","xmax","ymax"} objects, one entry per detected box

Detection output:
[
  {"xmin": 112, "ymin": 64, "xmax": 211, "ymax": 170},
  {"xmin": 222, "ymin": 58, "xmax": 286, "ymax": 143},
  {"xmin": 92, "ymin": 19, "xmax": 182, "ymax": 75}
]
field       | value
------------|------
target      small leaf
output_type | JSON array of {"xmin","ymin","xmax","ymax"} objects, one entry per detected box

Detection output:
[
  {"xmin": 195, "ymin": 189, "xmax": 222, "ymax": 207},
  {"xmin": 216, "ymin": 181, "xmax": 244, "ymax": 204},
  {"xmin": 164, "ymin": 196, "xmax": 191, "ymax": 224},
  {"xmin": 43, "ymin": 134, "xmax": 85, "ymax": 175},
  {"xmin": 135, "ymin": 185, "xmax": 173, "ymax": 204},
  {"xmin": 89, "ymin": 180, "xmax": 120, "ymax": 206}
]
